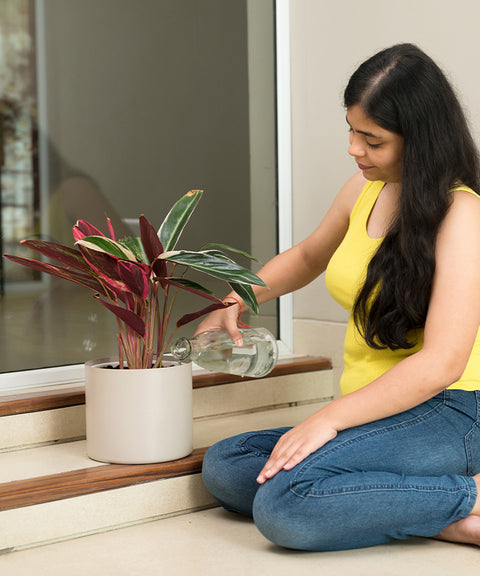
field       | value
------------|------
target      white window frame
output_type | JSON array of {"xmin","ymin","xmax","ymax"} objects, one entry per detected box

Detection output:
[{"xmin": 0, "ymin": 0, "xmax": 293, "ymax": 392}]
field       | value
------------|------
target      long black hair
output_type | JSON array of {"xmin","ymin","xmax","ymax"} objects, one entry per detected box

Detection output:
[{"xmin": 344, "ymin": 43, "xmax": 480, "ymax": 350}]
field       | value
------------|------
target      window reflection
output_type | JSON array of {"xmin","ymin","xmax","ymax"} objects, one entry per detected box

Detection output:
[
  {"xmin": 0, "ymin": 0, "xmax": 278, "ymax": 375},
  {"xmin": 0, "ymin": 0, "xmax": 38, "ymax": 289}
]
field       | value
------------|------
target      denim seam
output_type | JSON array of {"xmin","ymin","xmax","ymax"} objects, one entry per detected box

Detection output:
[
  {"xmin": 290, "ymin": 484, "xmax": 472, "ymax": 499},
  {"xmin": 462, "ymin": 475, "xmax": 479, "ymax": 517},
  {"xmin": 464, "ymin": 423, "xmax": 479, "ymax": 476},
  {"xmin": 464, "ymin": 391, "xmax": 480, "ymax": 476}
]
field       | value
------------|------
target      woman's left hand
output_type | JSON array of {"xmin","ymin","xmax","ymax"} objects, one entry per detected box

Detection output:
[{"xmin": 256, "ymin": 412, "xmax": 338, "ymax": 484}]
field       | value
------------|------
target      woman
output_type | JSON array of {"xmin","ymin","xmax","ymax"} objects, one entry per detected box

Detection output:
[{"xmin": 198, "ymin": 43, "xmax": 480, "ymax": 551}]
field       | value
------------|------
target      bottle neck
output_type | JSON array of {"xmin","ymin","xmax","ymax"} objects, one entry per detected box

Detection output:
[{"xmin": 171, "ymin": 337, "xmax": 191, "ymax": 361}]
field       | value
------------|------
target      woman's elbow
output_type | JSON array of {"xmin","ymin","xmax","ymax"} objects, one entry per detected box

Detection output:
[{"xmin": 423, "ymin": 347, "xmax": 471, "ymax": 390}]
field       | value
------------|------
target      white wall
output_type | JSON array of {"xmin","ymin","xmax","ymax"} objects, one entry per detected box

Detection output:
[{"xmin": 289, "ymin": 0, "xmax": 480, "ymax": 387}]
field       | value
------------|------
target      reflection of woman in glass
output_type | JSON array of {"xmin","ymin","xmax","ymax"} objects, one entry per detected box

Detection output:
[{"xmin": 199, "ymin": 44, "xmax": 480, "ymax": 550}]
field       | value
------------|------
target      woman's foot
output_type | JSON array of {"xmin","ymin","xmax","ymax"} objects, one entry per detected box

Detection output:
[
  {"xmin": 434, "ymin": 514, "xmax": 480, "ymax": 546},
  {"xmin": 434, "ymin": 473, "xmax": 480, "ymax": 546}
]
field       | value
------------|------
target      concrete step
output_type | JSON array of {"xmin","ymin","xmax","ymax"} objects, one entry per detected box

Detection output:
[
  {"xmin": 0, "ymin": 357, "xmax": 333, "ymax": 552},
  {"xmin": 0, "ymin": 356, "xmax": 332, "ymax": 452}
]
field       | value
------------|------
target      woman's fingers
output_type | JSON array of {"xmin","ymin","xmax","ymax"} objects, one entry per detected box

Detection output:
[
  {"xmin": 256, "ymin": 434, "xmax": 306, "ymax": 483},
  {"xmin": 256, "ymin": 418, "xmax": 338, "ymax": 484}
]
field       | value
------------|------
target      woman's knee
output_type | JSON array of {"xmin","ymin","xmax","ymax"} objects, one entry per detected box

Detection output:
[
  {"xmin": 201, "ymin": 443, "xmax": 221, "ymax": 490},
  {"xmin": 202, "ymin": 440, "xmax": 236, "ymax": 503},
  {"xmin": 252, "ymin": 474, "xmax": 315, "ymax": 550},
  {"xmin": 252, "ymin": 475, "xmax": 343, "ymax": 551},
  {"xmin": 201, "ymin": 436, "xmax": 261, "ymax": 516}
]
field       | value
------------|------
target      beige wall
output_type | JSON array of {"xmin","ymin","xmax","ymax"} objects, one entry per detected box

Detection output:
[{"xmin": 289, "ymin": 0, "xmax": 480, "ymax": 387}]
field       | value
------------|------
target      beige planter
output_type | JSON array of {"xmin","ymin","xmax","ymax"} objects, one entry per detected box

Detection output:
[{"xmin": 85, "ymin": 357, "xmax": 193, "ymax": 464}]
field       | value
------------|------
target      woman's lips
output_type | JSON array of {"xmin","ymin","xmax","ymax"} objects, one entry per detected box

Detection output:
[{"xmin": 357, "ymin": 163, "xmax": 374, "ymax": 170}]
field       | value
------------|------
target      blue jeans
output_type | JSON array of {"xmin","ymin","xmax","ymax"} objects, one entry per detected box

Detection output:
[{"xmin": 202, "ymin": 390, "xmax": 480, "ymax": 551}]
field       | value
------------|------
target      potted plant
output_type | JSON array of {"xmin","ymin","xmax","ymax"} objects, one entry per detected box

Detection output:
[{"xmin": 4, "ymin": 189, "xmax": 266, "ymax": 463}]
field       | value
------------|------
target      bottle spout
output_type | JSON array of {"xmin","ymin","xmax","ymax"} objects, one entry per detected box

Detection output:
[{"xmin": 171, "ymin": 337, "xmax": 191, "ymax": 361}]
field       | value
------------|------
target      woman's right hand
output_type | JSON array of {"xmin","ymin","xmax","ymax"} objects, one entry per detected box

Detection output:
[{"xmin": 194, "ymin": 299, "xmax": 244, "ymax": 345}]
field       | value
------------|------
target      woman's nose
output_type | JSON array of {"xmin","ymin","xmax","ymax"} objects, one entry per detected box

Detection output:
[{"xmin": 348, "ymin": 134, "xmax": 366, "ymax": 157}]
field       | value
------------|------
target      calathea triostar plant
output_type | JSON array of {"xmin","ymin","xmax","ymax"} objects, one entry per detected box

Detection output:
[{"xmin": 4, "ymin": 190, "xmax": 265, "ymax": 369}]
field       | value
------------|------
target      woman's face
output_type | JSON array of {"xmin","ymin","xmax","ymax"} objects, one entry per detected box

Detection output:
[{"xmin": 346, "ymin": 105, "xmax": 404, "ymax": 183}]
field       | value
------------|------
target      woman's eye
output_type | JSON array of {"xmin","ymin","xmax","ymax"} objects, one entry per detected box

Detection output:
[{"xmin": 366, "ymin": 141, "xmax": 381, "ymax": 149}]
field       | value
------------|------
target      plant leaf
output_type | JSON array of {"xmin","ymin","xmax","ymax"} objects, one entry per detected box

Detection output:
[
  {"xmin": 119, "ymin": 236, "xmax": 149, "ymax": 264},
  {"xmin": 3, "ymin": 254, "xmax": 106, "ymax": 293},
  {"xmin": 160, "ymin": 250, "xmax": 267, "ymax": 286},
  {"xmin": 140, "ymin": 215, "xmax": 163, "ymax": 260},
  {"xmin": 139, "ymin": 215, "xmax": 167, "ymax": 278},
  {"xmin": 77, "ymin": 245, "xmax": 129, "ymax": 294},
  {"xmin": 165, "ymin": 277, "xmax": 223, "ymax": 302},
  {"xmin": 158, "ymin": 190, "xmax": 203, "ymax": 252},
  {"xmin": 73, "ymin": 220, "xmax": 107, "ymax": 241},
  {"xmin": 118, "ymin": 261, "xmax": 149, "ymax": 299},
  {"xmin": 17, "ymin": 239, "xmax": 91, "ymax": 273},
  {"xmin": 200, "ymin": 242, "xmax": 262, "ymax": 263},
  {"xmin": 176, "ymin": 301, "xmax": 233, "ymax": 328},
  {"xmin": 76, "ymin": 236, "xmax": 137, "ymax": 261},
  {"xmin": 198, "ymin": 249, "xmax": 235, "ymax": 263},
  {"xmin": 106, "ymin": 216, "xmax": 116, "ymax": 240},
  {"xmin": 94, "ymin": 296, "xmax": 146, "ymax": 337},
  {"xmin": 228, "ymin": 282, "xmax": 259, "ymax": 315}
]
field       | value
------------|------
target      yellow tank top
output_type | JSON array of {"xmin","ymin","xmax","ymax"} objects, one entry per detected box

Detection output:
[{"xmin": 325, "ymin": 180, "xmax": 480, "ymax": 396}]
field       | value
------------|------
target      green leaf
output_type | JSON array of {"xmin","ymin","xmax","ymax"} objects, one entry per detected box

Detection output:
[
  {"xmin": 165, "ymin": 277, "xmax": 216, "ymax": 297},
  {"xmin": 160, "ymin": 250, "xmax": 267, "ymax": 286},
  {"xmin": 200, "ymin": 242, "xmax": 262, "ymax": 263},
  {"xmin": 158, "ymin": 190, "xmax": 203, "ymax": 252},
  {"xmin": 228, "ymin": 282, "xmax": 259, "ymax": 315},
  {"xmin": 119, "ymin": 236, "xmax": 148, "ymax": 263},
  {"xmin": 166, "ymin": 278, "xmax": 225, "ymax": 304},
  {"xmin": 198, "ymin": 249, "xmax": 235, "ymax": 264},
  {"xmin": 75, "ymin": 236, "xmax": 137, "ymax": 261}
]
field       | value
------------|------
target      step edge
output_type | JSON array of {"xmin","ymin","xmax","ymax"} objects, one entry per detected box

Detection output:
[
  {"xmin": 0, "ymin": 447, "xmax": 208, "ymax": 512},
  {"xmin": 0, "ymin": 356, "xmax": 332, "ymax": 417}
]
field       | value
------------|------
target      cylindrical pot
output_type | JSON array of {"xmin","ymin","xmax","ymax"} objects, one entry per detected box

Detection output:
[{"xmin": 85, "ymin": 357, "xmax": 193, "ymax": 464}]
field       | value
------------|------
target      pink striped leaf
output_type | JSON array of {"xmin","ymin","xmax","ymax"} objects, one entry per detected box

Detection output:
[
  {"xmin": 94, "ymin": 296, "xmax": 146, "ymax": 337},
  {"xmin": 19, "ymin": 239, "xmax": 91, "ymax": 273},
  {"xmin": 139, "ymin": 215, "xmax": 167, "ymax": 279},
  {"xmin": 3, "ymin": 254, "xmax": 105, "ymax": 293},
  {"xmin": 176, "ymin": 301, "xmax": 233, "ymax": 328},
  {"xmin": 73, "ymin": 220, "xmax": 107, "ymax": 241},
  {"xmin": 77, "ymin": 245, "xmax": 128, "ymax": 293},
  {"xmin": 118, "ymin": 260, "xmax": 149, "ymax": 299},
  {"xmin": 106, "ymin": 216, "xmax": 116, "ymax": 240}
]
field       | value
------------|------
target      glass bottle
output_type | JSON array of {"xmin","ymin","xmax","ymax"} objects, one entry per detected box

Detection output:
[{"xmin": 171, "ymin": 327, "xmax": 278, "ymax": 378}]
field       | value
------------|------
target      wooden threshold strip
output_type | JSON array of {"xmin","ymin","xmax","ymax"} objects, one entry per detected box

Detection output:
[
  {"xmin": 0, "ymin": 447, "xmax": 208, "ymax": 512},
  {"xmin": 0, "ymin": 356, "xmax": 332, "ymax": 417}
]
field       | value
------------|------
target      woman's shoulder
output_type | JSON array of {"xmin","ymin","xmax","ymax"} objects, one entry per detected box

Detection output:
[
  {"xmin": 338, "ymin": 173, "xmax": 387, "ymax": 218},
  {"xmin": 450, "ymin": 183, "xmax": 480, "ymax": 200},
  {"xmin": 440, "ymin": 184, "xmax": 480, "ymax": 240},
  {"xmin": 448, "ymin": 185, "xmax": 480, "ymax": 217},
  {"xmin": 337, "ymin": 172, "xmax": 372, "ymax": 213}
]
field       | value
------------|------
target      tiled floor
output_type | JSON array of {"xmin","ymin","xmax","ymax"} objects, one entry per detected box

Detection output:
[{"xmin": 0, "ymin": 507, "xmax": 478, "ymax": 576}]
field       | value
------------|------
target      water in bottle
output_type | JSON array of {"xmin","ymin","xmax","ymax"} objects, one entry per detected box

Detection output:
[{"xmin": 171, "ymin": 327, "xmax": 278, "ymax": 378}]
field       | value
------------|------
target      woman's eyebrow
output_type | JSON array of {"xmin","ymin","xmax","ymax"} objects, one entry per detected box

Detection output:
[{"xmin": 345, "ymin": 115, "xmax": 384, "ymax": 139}]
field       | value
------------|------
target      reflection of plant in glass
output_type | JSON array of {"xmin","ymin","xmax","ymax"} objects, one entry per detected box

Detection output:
[{"xmin": 4, "ymin": 190, "xmax": 265, "ymax": 369}]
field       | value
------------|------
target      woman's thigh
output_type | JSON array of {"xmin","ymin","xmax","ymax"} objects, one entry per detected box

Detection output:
[
  {"xmin": 203, "ymin": 391, "xmax": 480, "ymax": 525},
  {"xmin": 294, "ymin": 389, "xmax": 480, "ymax": 481},
  {"xmin": 251, "ymin": 390, "xmax": 480, "ymax": 550}
]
